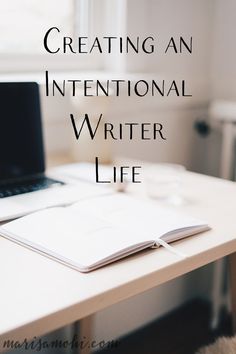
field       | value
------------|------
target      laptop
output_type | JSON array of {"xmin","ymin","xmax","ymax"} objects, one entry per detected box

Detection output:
[
  {"xmin": 0, "ymin": 82, "xmax": 64, "ymax": 198},
  {"xmin": 0, "ymin": 82, "xmax": 107, "ymax": 222}
]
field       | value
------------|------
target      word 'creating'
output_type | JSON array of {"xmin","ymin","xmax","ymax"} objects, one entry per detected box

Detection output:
[{"xmin": 44, "ymin": 28, "xmax": 192, "ymax": 54}]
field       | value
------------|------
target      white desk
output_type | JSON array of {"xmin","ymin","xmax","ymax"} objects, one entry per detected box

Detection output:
[{"xmin": 1, "ymin": 171, "xmax": 236, "ymax": 351}]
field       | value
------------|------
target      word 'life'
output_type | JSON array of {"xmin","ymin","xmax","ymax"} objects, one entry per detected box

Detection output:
[{"xmin": 95, "ymin": 157, "xmax": 142, "ymax": 184}]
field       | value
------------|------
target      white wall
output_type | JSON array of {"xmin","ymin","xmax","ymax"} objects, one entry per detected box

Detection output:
[
  {"xmin": 210, "ymin": 0, "xmax": 236, "ymax": 101},
  {"xmin": 125, "ymin": 0, "xmax": 213, "ymax": 80},
  {"xmin": 202, "ymin": 0, "xmax": 236, "ymax": 178}
]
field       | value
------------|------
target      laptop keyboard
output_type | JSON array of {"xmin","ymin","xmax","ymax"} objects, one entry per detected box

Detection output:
[{"xmin": 0, "ymin": 177, "xmax": 65, "ymax": 198}]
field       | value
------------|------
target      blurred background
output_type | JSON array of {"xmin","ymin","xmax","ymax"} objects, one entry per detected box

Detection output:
[
  {"xmin": 1, "ymin": 0, "xmax": 236, "ymax": 352},
  {"xmin": 1, "ymin": 0, "xmax": 236, "ymax": 177}
]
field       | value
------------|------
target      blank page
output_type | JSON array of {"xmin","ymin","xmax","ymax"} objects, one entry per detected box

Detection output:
[{"xmin": 0, "ymin": 194, "xmax": 208, "ymax": 270}]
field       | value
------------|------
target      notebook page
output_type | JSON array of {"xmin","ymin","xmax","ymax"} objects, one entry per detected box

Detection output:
[
  {"xmin": 1, "ymin": 194, "xmax": 208, "ymax": 270},
  {"xmin": 0, "ymin": 207, "xmax": 152, "ymax": 268},
  {"xmin": 69, "ymin": 194, "xmax": 207, "ymax": 240}
]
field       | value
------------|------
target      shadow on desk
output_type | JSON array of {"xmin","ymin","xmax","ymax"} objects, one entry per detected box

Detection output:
[{"xmin": 98, "ymin": 299, "xmax": 232, "ymax": 354}]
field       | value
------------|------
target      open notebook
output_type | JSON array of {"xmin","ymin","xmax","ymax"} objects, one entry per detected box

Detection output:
[{"xmin": 0, "ymin": 194, "xmax": 210, "ymax": 272}]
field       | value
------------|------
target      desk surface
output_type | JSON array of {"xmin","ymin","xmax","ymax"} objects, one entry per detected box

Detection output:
[{"xmin": 0, "ymin": 171, "xmax": 236, "ymax": 346}]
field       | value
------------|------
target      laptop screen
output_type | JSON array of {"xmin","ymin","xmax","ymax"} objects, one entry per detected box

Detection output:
[{"xmin": 0, "ymin": 82, "xmax": 45, "ymax": 182}]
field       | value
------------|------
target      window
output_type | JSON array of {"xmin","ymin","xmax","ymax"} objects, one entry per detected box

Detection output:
[
  {"xmin": 0, "ymin": 0, "xmax": 74, "ymax": 54},
  {"xmin": 0, "ymin": 0, "xmax": 104, "ymax": 72}
]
